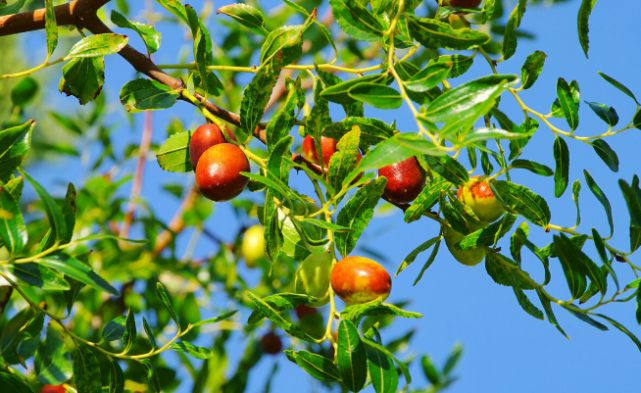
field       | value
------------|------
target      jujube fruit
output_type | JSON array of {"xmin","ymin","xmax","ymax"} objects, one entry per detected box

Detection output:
[
  {"xmin": 437, "ymin": 0, "xmax": 482, "ymax": 8},
  {"xmin": 295, "ymin": 253, "xmax": 333, "ymax": 307},
  {"xmin": 444, "ymin": 224, "xmax": 485, "ymax": 266},
  {"xmin": 189, "ymin": 123, "xmax": 236, "ymax": 170},
  {"xmin": 195, "ymin": 143, "xmax": 250, "ymax": 202},
  {"xmin": 330, "ymin": 256, "xmax": 392, "ymax": 305},
  {"xmin": 457, "ymin": 176, "xmax": 504, "ymax": 223},
  {"xmin": 242, "ymin": 225, "xmax": 265, "ymax": 268},
  {"xmin": 260, "ymin": 332, "xmax": 283, "ymax": 355},
  {"xmin": 379, "ymin": 157, "xmax": 426, "ymax": 204},
  {"xmin": 302, "ymin": 135, "xmax": 362, "ymax": 168},
  {"xmin": 40, "ymin": 386, "xmax": 66, "ymax": 393},
  {"xmin": 295, "ymin": 305, "xmax": 325, "ymax": 339}
]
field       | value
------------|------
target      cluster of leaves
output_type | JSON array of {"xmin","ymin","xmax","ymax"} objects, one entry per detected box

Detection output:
[{"xmin": 1, "ymin": 0, "xmax": 641, "ymax": 392}]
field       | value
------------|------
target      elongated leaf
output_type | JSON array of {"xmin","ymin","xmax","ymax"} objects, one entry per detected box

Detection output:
[
  {"xmin": 328, "ymin": 127, "xmax": 360, "ymax": 193},
  {"xmin": 121, "ymin": 307, "xmax": 136, "ymax": 354},
  {"xmin": 102, "ymin": 316, "xmax": 126, "ymax": 342},
  {"xmin": 597, "ymin": 71, "xmax": 638, "ymax": 104},
  {"xmin": 591, "ymin": 139, "xmax": 619, "ymax": 172},
  {"xmin": 315, "ymin": 66, "xmax": 364, "ymax": 117},
  {"xmin": 536, "ymin": 288, "xmax": 569, "ymax": 339},
  {"xmin": 555, "ymin": 234, "xmax": 607, "ymax": 299},
  {"xmin": 585, "ymin": 101, "xmax": 618, "ymax": 127},
  {"xmin": 18, "ymin": 169, "xmax": 65, "ymax": 244},
  {"xmin": 37, "ymin": 323, "xmax": 73, "ymax": 384},
  {"xmin": 154, "ymin": 0, "xmax": 188, "ymax": 24},
  {"xmin": 348, "ymin": 83, "xmax": 402, "ymax": 109},
  {"xmin": 144, "ymin": 317, "xmax": 156, "ymax": 348},
  {"xmin": 329, "ymin": 0, "xmax": 384, "ymax": 42},
  {"xmin": 67, "ymin": 34, "xmax": 128, "ymax": 58},
  {"xmin": 156, "ymin": 282, "xmax": 178, "ymax": 324},
  {"xmin": 553, "ymin": 136, "xmax": 569, "ymax": 198},
  {"xmin": 73, "ymin": 345, "xmax": 102, "ymax": 393},
  {"xmin": 414, "ymin": 238, "xmax": 441, "ymax": 286},
  {"xmin": 44, "ymin": 0, "xmax": 57, "ymax": 56},
  {"xmin": 156, "ymin": 130, "xmax": 192, "ymax": 173},
  {"xmin": 362, "ymin": 337, "xmax": 412, "ymax": 388},
  {"xmin": 267, "ymin": 136, "xmax": 293, "ymax": 184},
  {"xmin": 593, "ymin": 313, "xmax": 641, "ymax": 352},
  {"xmin": 365, "ymin": 343, "xmax": 398, "ymax": 393},
  {"xmin": 245, "ymin": 291, "xmax": 316, "ymax": 342},
  {"xmin": 404, "ymin": 178, "xmax": 451, "ymax": 223},
  {"xmin": 320, "ymin": 74, "xmax": 385, "ymax": 105},
  {"xmin": 584, "ymin": 170, "xmax": 613, "ymax": 236},
  {"xmin": 340, "ymin": 301, "xmax": 422, "ymax": 326},
  {"xmin": 557, "ymin": 78, "xmax": 579, "ymax": 130},
  {"xmin": 578, "ymin": 0, "xmax": 598, "ymax": 58},
  {"xmin": 428, "ymin": 54, "xmax": 473, "ymax": 79},
  {"xmin": 521, "ymin": 51, "xmax": 546, "ymax": 90},
  {"xmin": 111, "ymin": 10, "xmax": 161, "ymax": 55},
  {"xmin": 511, "ymin": 273, "xmax": 544, "ymax": 320},
  {"xmin": 460, "ymin": 127, "xmax": 531, "ymax": 146},
  {"xmin": 216, "ymin": 3, "xmax": 268, "ymax": 36},
  {"xmin": 502, "ymin": 0, "xmax": 527, "ymax": 60},
  {"xmin": 11, "ymin": 77, "xmax": 39, "ymax": 108},
  {"xmin": 170, "ymin": 341, "xmax": 215, "ymax": 359},
  {"xmin": 38, "ymin": 254, "xmax": 118, "ymax": 296},
  {"xmin": 0, "ymin": 183, "xmax": 26, "ymax": 255},
  {"xmin": 120, "ymin": 79, "xmax": 179, "ymax": 112},
  {"xmin": 404, "ymin": 62, "xmax": 452, "ymax": 92},
  {"xmin": 248, "ymin": 293, "xmax": 316, "ymax": 324},
  {"xmin": 425, "ymin": 155, "xmax": 469, "ymax": 186},
  {"xmin": 491, "ymin": 181, "xmax": 551, "ymax": 227},
  {"xmin": 193, "ymin": 310, "xmax": 238, "ymax": 327},
  {"xmin": 240, "ymin": 53, "xmax": 283, "ymax": 139},
  {"xmin": 260, "ymin": 24, "xmax": 304, "ymax": 65},
  {"xmin": 396, "ymin": 236, "xmax": 440, "ymax": 277},
  {"xmin": 0, "ymin": 121, "xmax": 34, "ymax": 181},
  {"xmin": 510, "ymin": 159, "xmax": 553, "ymax": 176},
  {"xmin": 455, "ymin": 214, "xmax": 517, "ymax": 251},
  {"xmin": 408, "ymin": 15, "xmax": 490, "ymax": 50},
  {"xmin": 337, "ymin": 319, "xmax": 367, "ymax": 392},
  {"xmin": 563, "ymin": 306, "xmax": 608, "ymax": 330},
  {"xmin": 0, "ymin": 372, "xmax": 34, "ymax": 393},
  {"xmin": 288, "ymin": 350, "xmax": 342, "ymax": 382},
  {"xmin": 335, "ymin": 177, "xmax": 387, "ymax": 257},
  {"xmin": 139, "ymin": 359, "xmax": 160, "ymax": 393},
  {"xmin": 108, "ymin": 360, "xmax": 125, "ymax": 393}
]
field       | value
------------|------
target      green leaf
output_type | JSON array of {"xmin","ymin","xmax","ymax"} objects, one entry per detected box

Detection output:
[
  {"xmin": 247, "ymin": 293, "xmax": 316, "ymax": 324},
  {"xmin": 266, "ymin": 79, "xmax": 302, "ymax": 152},
  {"xmin": 485, "ymin": 253, "xmax": 537, "ymax": 290},
  {"xmin": 591, "ymin": 228, "xmax": 618, "ymax": 291},
  {"xmin": 536, "ymin": 288, "xmax": 569, "ymax": 339},
  {"xmin": 154, "ymin": 0, "xmax": 189, "ymax": 24},
  {"xmin": 421, "ymin": 75, "xmax": 518, "ymax": 124},
  {"xmin": 597, "ymin": 71, "xmax": 638, "ymax": 104},
  {"xmin": 583, "ymin": 170, "xmax": 613, "ymax": 236},
  {"xmin": 120, "ymin": 79, "xmax": 180, "ymax": 113},
  {"xmin": 335, "ymin": 177, "xmax": 387, "ymax": 257},
  {"xmin": 320, "ymin": 74, "xmax": 385, "ymax": 105},
  {"xmin": 340, "ymin": 300, "xmax": 422, "ymax": 326},
  {"xmin": 156, "ymin": 130, "xmax": 192, "ymax": 173},
  {"xmin": 591, "ymin": 139, "xmax": 619, "ymax": 172},
  {"xmin": 139, "ymin": 359, "xmax": 160, "ymax": 393},
  {"xmin": 59, "ymin": 56, "xmax": 106, "ymax": 106},
  {"xmin": 491, "ymin": 180, "xmax": 551, "ymax": 227},
  {"xmin": 329, "ymin": 0, "xmax": 384, "ymax": 42},
  {"xmin": 0, "ymin": 372, "xmax": 34, "ymax": 393},
  {"xmin": 511, "ymin": 273, "xmax": 544, "ymax": 320},
  {"xmin": 260, "ymin": 25, "xmax": 304, "ymax": 66},
  {"xmin": 395, "ymin": 236, "xmax": 441, "ymax": 277},
  {"xmin": 245, "ymin": 291, "xmax": 316, "ymax": 342},
  {"xmin": 11, "ymin": 77, "xmax": 39, "ymax": 107},
  {"xmin": 37, "ymin": 323, "xmax": 73, "ymax": 385},
  {"xmin": 502, "ymin": 0, "xmax": 527, "ymax": 61},
  {"xmin": 67, "ymin": 34, "xmax": 128, "ymax": 58},
  {"xmin": 111, "ymin": 10, "xmax": 161, "ymax": 55},
  {"xmin": 407, "ymin": 15, "xmax": 490, "ymax": 50},
  {"xmin": 38, "ymin": 253, "xmax": 119, "ymax": 296},
  {"xmin": 404, "ymin": 62, "xmax": 452, "ymax": 92},
  {"xmin": 404, "ymin": 177, "xmax": 450, "ymax": 223},
  {"xmin": 302, "ymin": 219, "xmax": 352, "ymax": 232},
  {"xmin": 121, "ymin": 307, "xmax": 136, "ymax": 354},
  {"xmin": 0, "ymin": 182, "xmax": 26, "ymax": 255},
  {"xmin": 619, "ymin": 178, "xmax": 641, "ymax": 252},
  {"xmin": 427, "ymin": 55, "xmax": 474, "ymax": 79},
  {"xmin": 520, "ymin": 50, "xmax": 546, "ymax": 90},
  {"xmin": 425, "ymin": 155, "xmax": 469, "ymax": 186},
  {"xmin": 18, "ymin": 168, "xmax": 66, "ymax": 244},
  {"xmin": 156, "ymin": 282, "xmax": 178, "ymax": 324},
  {"xmin": 455, "ymin": 214, "xmax": 517, "ymax": 251},
  {"xmin": 443, "ymin": 343, "xmax": 463, "ymax": 376},
  {"xmin": 323, "ymin": 118, "xmax": 394, "ymax": 149},
  {"xmin": 73, "ymin": 345, "xmax": 102, "ymax": 393},
  {"xmin": 286, "ymin": 350, "xmax": 342, "ymax": 382},
  {"xmin": 362, "ymin": 337, "xmax": 412, "ymax": 389},
  {"xmin": 0, "ymin": 0, "xmax": 26, "ymax": 16},
  {"xmin": 315, "ymin": 66, "xmax": 364, "ymax": 117},
  {"xmin": 10, "ymin": 263, "xmax": 69, "ymax": 290},
  {"xmin": 337, "ymin": 319, "xmax": 367, "ymax": 392},
  {"xmin": 553, "ymin": 136, "xmax": 569, "ymax": 198},
  {"xmin": 239, "ymin": 53, "xmax": 283, "ymax": 140},
  {"xmin": 365, "ymin": 342, "xmax": 399, "ymax": 393},
  {"xmin": 14, "ymin": 311, "xmax": 44, "ymax": 364},
  {"xmin": 170, "ymin": 341, "xmax": 215, "ymax": 359},
  {"xmin": 348, "ymin": 83, "xmax": 403, "ymax": 109},
  {"xmin": 40, "ymin": 182, "xmax": 76, "ymax": 252},
  {"xmin": 44, "ymin": 0, "xmax": 57, "ymax": 56},
  {"xmin": 563, "ymin": 307, "xmax": 608, "ymax": 331},
  {"xmin": 217, "ymin": 3, "xmax": 268, "ymax": 36},
  {"xmin": 554, "ymin": 234, "xmax": 593, "ymax": 299},
  {"xmin": 585, "ymin": 101, "xmax": 619, "ymax": 127},
  {"xmin": 328, "ymin": 127, "xmax": 361, "ymax": 193},
  {"xmin": 267, "ymin": 136, "xmax": 293, "ymax": 184},
  {"xmin": 557, "ymin": 78, "xmax": 579, "ymax": 130},
  {"xmin": 0, "ymin": 121, "xmax": 34, "ymax": 182},
  {"xmin": 578, "ymin": 0, "xmax": 598, "ymax": 58},
  {"xmin": 102, "ymin": 316, "xmax": 126, "ymax": 342},
  {"xmin": 414, "ymin": 239, "xmax": 442, "ymax": 286},
  {"xmin": 192, "ymin": 310, "xmax": 238, "ymax": 327},
  {"xmin": 108, "ymin": 360, "xmax": 125, "ymax": 393},
  {"xmin": 510, "ymin": 159, "xmax": 553, "ymax": 176},
  {"xmin": 421, "ymin": 355, "xmax": 441, "ymax": 385},
  {"xmin": 593, "ymin": 313, "xmax": 641, "ymax": 352}
]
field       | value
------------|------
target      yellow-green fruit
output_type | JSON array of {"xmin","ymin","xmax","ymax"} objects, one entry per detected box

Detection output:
[
  {"xmin": 449, "ymin": 14, "xmax": 467, "ymax": 29},
  {"xmin": 242, "ymin": 225, "xmax": 265, "ymax": 268},
  {"xmin": 444, "ymin": 225, "xmax": 485, "ymax": 266},
  {"xmin": 457, "ymin": 176, "xmax": 505, "ymax": 223},
  {"xmin": 295, "ymin": 253, "xmax": 333, "ymax": 307}
]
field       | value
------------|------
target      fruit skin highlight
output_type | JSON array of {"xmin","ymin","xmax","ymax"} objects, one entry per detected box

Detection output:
[
  {"xmin": 302, "ymin": 135, "xmax": 362, "ymax": 168},
  {"xmin": 379, "ymin": 157, "xmax": 426, "ymax": 204},
  {"xmin": 241, "ymin": 225, "xmax": 265, "ymax": 268},
  {"xmin": 195, "ymin": 143, "xmax": 250, "ymax": 202},
  {"xmin": 260, "ymin": 332, "xmax": 283, "ymax": 355},
  {"xmin": 189, "ymin": 123, "xmax": 236, "ymax": 170},
  {"xmin": 295, "ymin": 253, "xmax": 333, "ymax": 307},
  {"xmin": 330, "ymin": 256, "xmax": 392, "ymax": 305},
  {"xmin": 457, "ymin": 176, "xmax": 505, "ymax": 223},
  {"xmin": 444, "ymin": 224, "xmax": 486, "ymax": 266}
]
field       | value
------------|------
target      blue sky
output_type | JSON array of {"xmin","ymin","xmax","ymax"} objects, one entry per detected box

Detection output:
[{"xmin": 12, "ymin": 0, "xmax": 641, "ymax": 392}]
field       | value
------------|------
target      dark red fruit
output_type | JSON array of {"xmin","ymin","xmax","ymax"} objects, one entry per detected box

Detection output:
[
  {"xmin": 302, "ymin": 135, "xmax": 362, "ymax": 168},
  {"xmin": 260, "ymin": 332, "xmax": 283, "ymax": 355},
  {"xmin": 195, "ymin": 143, "xmax": 250, "ymax": 202},
  {"xmin": 295, "ymin": 304, "xmax": 318, "ymax": 320},
  {"xmin": 189, "ymin": 123, "xmax": 236, "ymax": 170},
  {"xmin": 379, "ymin": 157, "xmax": 426, "ymax": 204},
  {"xmin": 40, "ymin": 386, "xmax": 66, "ymax": 393}
]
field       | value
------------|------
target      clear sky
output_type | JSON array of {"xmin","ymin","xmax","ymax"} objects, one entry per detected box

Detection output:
[{"xmin": 13, "ymin": 0, "xmax": 641, "ymax": 392}]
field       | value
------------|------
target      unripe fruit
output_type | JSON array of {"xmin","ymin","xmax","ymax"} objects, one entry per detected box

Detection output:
[
  {"xmin": 444, "ymin": 225, "xmax": 485, "ymax": 266},
  {"xmin": 330, "ymin": 256, "xmax": 392, "ymax": 305},
  {"xmin": 260, "ymin": 332, "xmax": 282, "ymax": 355},
  {"xmin": 379, "ymin": 157, "xmax": 426, "ymax": 204},
  {"xmin": 195, "ymin": 143, "xmax": 250, "ymax": 202},
  {"xmin": 242, "ymin": 225, "xmax": 265, "ymax": 268},
  {"xmin": 189, "ymin": 123, "xmax": 236, "ymax": 170},
  {"xmin": 457, "ymin": 176, "xmax": 505, "ymax": 223},
  {"xmin": 449, "ymin": 14, "xmax": 467, "ymax": 29},
  {"xmin": 295, "ymin": 253, "xmax": 333, "ymax": 307},
  {"xmin": 40, "ymin": 386, "xmax": 66, "ymax": 393},
  {"xmin": 302, "ymin": 135, "xmax": 362, "ymax": 168},
  {"xmin": 437, "ymin": 0, "xmax": 482, "ymax": 7}
]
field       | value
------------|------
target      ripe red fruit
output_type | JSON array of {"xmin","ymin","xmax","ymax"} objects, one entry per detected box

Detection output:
[
  {"xmin": 330, "ymin": 256, "xmax": 392, "ymax": 305},
  {"xmin": 189, "ymin": 123, "xmax": 236, "ymax": 170},
  {"xmin": 40, "ymin": 386, "xmax": 66, "ymax": 393},
  {"xmin": 457, "ymin": 176, "xmax": 505, "ymax": 223},
  {"xmin": 379, "ymin": 157, "xmax": 426, "ymax": 204},
  {"xmin": 438, "ymin": 0, "xmax": 482, "ymax": 8},
  {"xmin": 260, "ymin": 332, "xmax": 283, "ymax": 355},
  {"xmin": 294, "ymin": 304, "xmax": 319, "ymax": 320},
  {"xmin": 302, "ymin": 135, "xmax": 362, "ymax": 168},
  {"xmin": 195, "ymin": 143, "xmax": 250, "ymax": 202}
]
